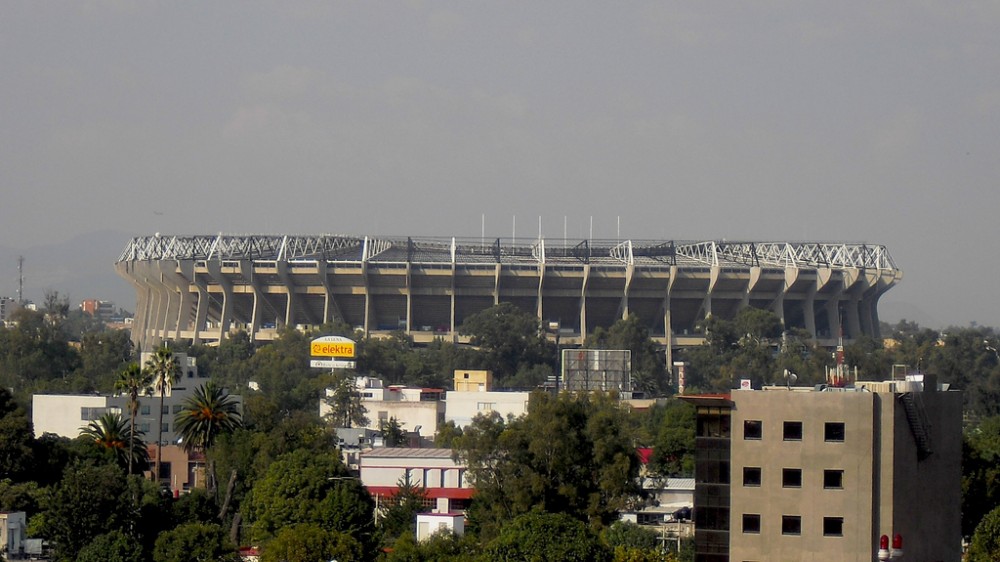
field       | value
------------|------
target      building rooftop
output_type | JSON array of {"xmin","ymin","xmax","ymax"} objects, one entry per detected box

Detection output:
[{"xmin": 362, "ymin": 447, "xmax": 455, "ymax": 459}]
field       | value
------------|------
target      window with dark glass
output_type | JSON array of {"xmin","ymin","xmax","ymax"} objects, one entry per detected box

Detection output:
[
  {"xmin": 743, "ymin": 467, "xmax": 762, "ymax": 487},
  {"xmin": 824, "ymin": 469, "xmax": 844, "ymax": 489},
  {"xmin": 823, "ymin": 517, "xmax": 844, "ymax": 536},
  {"xmin": 825, "ymin": 422, "xmax": 845, "ymax": 442},
  {"xmin": 742, "ymin": 514, "xmax": 761, "ymax": 534},
  {"xmin": 782, "ymin": 468, "xmax": 802, "ymax": 488},
  {"xmin": 744, "ymin": 420, "xmax": 762, "ymax": 440},
  {"xmin": 783, "ymin": 421, "xmax": 803, "ymax": 441},
  {"xmin": 781, "ymin": 515, "xmax": 801, "ymax": 535}
]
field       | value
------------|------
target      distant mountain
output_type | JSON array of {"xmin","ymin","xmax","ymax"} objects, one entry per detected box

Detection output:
[{"xmin": 0, "ymin": 230, "xmax": 138, "ymax": 312}]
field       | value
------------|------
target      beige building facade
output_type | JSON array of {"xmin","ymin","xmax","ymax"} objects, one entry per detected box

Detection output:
[{"xmin": 688, "ymin": 380, "xmax": 962, "ymax": 562}]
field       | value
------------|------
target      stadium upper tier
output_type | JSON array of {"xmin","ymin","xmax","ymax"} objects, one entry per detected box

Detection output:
[{"xmin": 116, "ymin": 234, "xmax": 901, "ymax": 356}]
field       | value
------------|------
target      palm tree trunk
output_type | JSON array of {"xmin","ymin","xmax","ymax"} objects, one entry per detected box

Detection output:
[{"xmin": 127, "ymin": 404, "xmax": 135, "ymax": 476}]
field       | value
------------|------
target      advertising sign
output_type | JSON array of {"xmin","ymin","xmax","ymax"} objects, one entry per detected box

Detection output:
[
  {"xmin": 310, "ymin": 359, "xmax": 356, "ymax": 369},
  {"xmin": 310, "ymin": 336, "xmax": 356, "ymax": 358}
]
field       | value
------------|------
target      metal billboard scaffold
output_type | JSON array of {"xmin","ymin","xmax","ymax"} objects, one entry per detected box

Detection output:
[{"xmin": 561, "ymin": 349, "xmax": 631, "ymax": 393}]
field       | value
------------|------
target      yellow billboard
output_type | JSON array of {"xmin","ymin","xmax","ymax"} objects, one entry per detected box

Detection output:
[{"xmin": 310, "ymin": 336, "xmax": 356, "ymax": 358}]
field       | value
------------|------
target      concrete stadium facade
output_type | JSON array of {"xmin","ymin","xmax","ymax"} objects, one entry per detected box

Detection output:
[{"xmin": 116, "ymin": 234, "xmax": 901, "ymax": 362}]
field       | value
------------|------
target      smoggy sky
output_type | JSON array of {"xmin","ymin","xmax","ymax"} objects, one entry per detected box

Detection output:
[{"xmin": 2, "ymin": 2, "xmax": 999, "ymax": 328}]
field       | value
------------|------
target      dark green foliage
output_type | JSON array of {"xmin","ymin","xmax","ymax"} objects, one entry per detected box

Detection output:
[
  {"xmin": 386, "ymin": 530, "xmax": 476, "ymax": 562},
  {"xmin": 37, "ymin": 462, "xmax": 130, "ymax": 561},
  {"xmin": 76, "ymin": 530, "xmax": 144, "ymax": 562},
  {"xmin": 0, "ymin": 387, "xmax": 35, "ymax": 481},
  {"xmin": 485, "ymin": 512, "xmax": 611, "ymax": 562},
  {"xmin": 963, "ymin": 416, "xmax": 1000, "ymax": 536},
  {"xmin": 152, "ymin": 522, "xmax": 238, "ymax": 562},
  {"xmin": 380, "ymin": 416, "xmax": 407, "ymax": 447},
  {"xmin": 434, "ymin": 420, "xmax": 463, "ymax": 448},
  {"xmin": 646, "ymin": 400, "xmax": 696, "ymax": 478}
]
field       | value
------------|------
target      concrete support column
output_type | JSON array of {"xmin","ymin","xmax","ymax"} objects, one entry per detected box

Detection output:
[
  {"xmin": 740, "ymin": 267, "xmax": 762, "ymax": 311},
  {"xmin": 242, "ymin": 260, "xmax": 263, "ymax": 342},
  {"xmin": 772, "ymin": 267, "xmax": 797, "ymax": 329},
  {"xmin": 702, "ymin": 266, "xmax": 721, "ymax": 320},
  {"xmin": 580, "ymin": 265, "xmax": 590, "ymax": 336},
  {"xmin": 405, "ymin": 263, "xmax": 412, "ymax": 332},
  {"xmin": 493, "ymin": 264, "xmax": 501, "ymax": 306},
  {"xmin": 206, "ymin": 261, "xmax": 233, "ymax": 343},
  {"xmin": 449, "ymin": 264, "xmax": 457, "ymax": 336},
  {"xmin": 277, "ymin": 262, "xmax": 296, "ymax": 328},
  {"xmin": 621, "ymin": 264, "xmax": 635, "ymax": 319},
  {"xmin": 537, "ymin": 264, "xmax": 546, "ymax": 321},
  {"xmin": 361, "ymin": 262, "xmax": 371, "ymax": 335},
  {"xmin": 664, "ymin": 268, "xmax": 676, "ymax": 370}
]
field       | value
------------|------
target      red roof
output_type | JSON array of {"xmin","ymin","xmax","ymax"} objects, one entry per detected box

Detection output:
[{"xmin": 366, "ymin": 485, "xmax": 475, "ymax": 500}]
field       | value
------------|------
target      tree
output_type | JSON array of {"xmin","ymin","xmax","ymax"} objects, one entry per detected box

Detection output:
[
  {"xmin": 80, "ymin": 412, "xmax": 150, "ymax": 472},
  {"xmin": 76, "ymin": 530, "xmax": 144, "ymax": 562},
  {"xmin": 145, "ymin": 345, "xmax": 180, "ymax": 481},
  {"xmin": 380, "ymin": 416, "xmax": 407, "ymax": 447},
  {"xmin": 0, "ymin": 387, "xmax": 34, "ymax": 481},
  {"xmin": 377, "ymin": 474, "xmax": 428, "ymax": 545},
  {"xmin": 455, "ymin": 392, "xmax": 640, "ymax": 539},
  {"xmin": 152, "ymin": 522, "xmax": 238, "ymax": 562},
  {"xmin": 175, "ymin": 381, "xmax": 243, "ymax": 454},
  {"xmin": 38, "ymin": 462, "xmax": 130, "ymax": 561},
  {"xmin": 323, "ymin": 371, "xmax": 368, "ymax": 428},
  {"xmin": 244, "ymin": 449, "xmax": 375, "ymax": 549},
  {"xmin": 460, "ymin": 303, "xmax": 552, "ymax": 384},
  {"xmin": 115, "ymin": 363, "xmax": 153, "ymax": 475},
  {"xmin": 969, "ymin": 505, "xmax": 1000, "ymax": 562},
  {"xmin": 261, "ymin": 523, "xmax": 364, "ymax": 562},
  {"xmin": 648, "ymin": 400, "xmax": 696, "ymax": 478},
  {"xmin": 485, "ymin": 512, "xmax": 611, "ymax": 562},
  {"xmin": 587, "ymin": 315, "xmax": 667, "ymax": 395}
]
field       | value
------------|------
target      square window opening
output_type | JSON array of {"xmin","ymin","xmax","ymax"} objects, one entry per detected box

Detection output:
[
  {"xmin": 782, "ymin": 468, "xmax": 802, "ymax": 488},
  {"xmin": 823, "ymin": 516, "xmax": 844, "ymax": 537},
  {"xmin": 743, "ymin": 467, "xmax": 762, "ymax": 487},
  {"xmin": 824, "ymin": 469, "xmax": 844, "ymax": 489},
  {"xmin": 783, "ymin": 421, "xmax": 803, "ymax": 441},
  {"xmin": 781, "ymin": 515, "xmax": 802, "ymax": 536},
  {"xmin": 742, "ymin": 514, "xmax": 761, "ymax": 534},
  {"xmin": 825, "ymin": 422, "xmax": 845, "ymax": 442},
  {"xmin": 744, "ymin": 420, "xmax": 762, "ymax": 440}
]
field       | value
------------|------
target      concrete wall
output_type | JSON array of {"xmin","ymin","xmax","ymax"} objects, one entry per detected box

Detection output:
[{"xmin": 445, "ymin": 391, "xmax": 530, "ymax": 427}]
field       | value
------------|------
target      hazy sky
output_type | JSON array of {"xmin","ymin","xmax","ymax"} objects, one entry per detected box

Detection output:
[{"xmin": 2, "ymin": 2, "xmax": 999, "ymax": 328}]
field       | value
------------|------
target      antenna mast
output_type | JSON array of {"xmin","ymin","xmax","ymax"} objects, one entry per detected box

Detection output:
[{"xmin": 17, "ymin": 256, "xmax": 23, "ymax": 304}]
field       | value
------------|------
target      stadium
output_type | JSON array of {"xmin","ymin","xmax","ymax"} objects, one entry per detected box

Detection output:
[{"xmin": 116, "ymin": 234, "xmax": 901, "ymax": 362}]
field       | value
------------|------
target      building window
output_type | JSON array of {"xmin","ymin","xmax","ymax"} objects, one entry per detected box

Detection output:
[
  {"xmin": 743, "ymin": 467, "xmax": 762, "ymax": 487},
  {"xmin": 823, "ymin": 517, "xmax": 844, "ymax": 537},
  {"xmin": 161, "ymin": 423, "xmax": 169, "ymax": 433},
  {"xmin": 825, "ymin": 422, "xmax": 845, "ymax": 442},
  {"xmin": 744, "ymin": 420, "xmax": 762, "ymax": 440},
  {"xmin": 139, "ymin": 423, "xmax": 150, "ymax": 433},
  {"xmin": 781, "ymin": 515, "xmax": 802, "ymax": 535},
  {"xmin": 782, "ymin": 468, "xmax": 802, "ymax": 488},
  {"xmin": 783, "ymin": 421, "xmax": 803, "ymax": 441},
  {"xmin": 477, "ymin": 402, "xmax": 496, "ymax": 411},
  {"xmin": 742, "ymin": 514, "xmax": 761, "ymax": 534},
  {"xmin": 80, "ymin": 407, "xmax": 107, "ymax": 421},
  {"xmin": 172, "ymin": 405, "xmax": 183, "ymax": 414},
  {"xmin": 824, "ymin": 469, "xmax": 844, "ymax": 489},
  {"xmin": 140, "ymin": 404, "xmax": 151, "ymax": 416},
  {"xmin": 162, "ymin": 405, "xmax": 169, "ymax": 415}
]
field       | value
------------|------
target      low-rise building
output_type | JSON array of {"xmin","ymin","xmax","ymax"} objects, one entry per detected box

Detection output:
[
  {"xmin": 360, "ymin": 447, "xmax": 473, "ymax": 515},
  {"xmin": 0, "ymin": 511, "xmax": 26, "ymax": 559},
  {"xmin": 320, "ymin": 376, "xmax": 445, "ymax": 444}
]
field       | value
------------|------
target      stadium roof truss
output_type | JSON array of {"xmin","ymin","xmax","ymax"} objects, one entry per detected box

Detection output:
[{"xmin": 118, "ymin": 234, "xmax": 898, "ymax": 272}]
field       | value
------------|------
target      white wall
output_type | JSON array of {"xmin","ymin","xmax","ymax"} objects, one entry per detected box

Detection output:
[{"xmin": 445, "ymin": 391, "xmax": 530, "ymax": 428}]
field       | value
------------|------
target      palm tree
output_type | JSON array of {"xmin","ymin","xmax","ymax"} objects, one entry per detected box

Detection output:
[
  {"xmin": 114, "ymin": 363, "xmax": 153, "ymax": 476},
  {"xmin": 81, "ymin": 412, "xmax": 150, "ymax": 470},
  {"xmin": 145, "ymin": 345, "xmax": 180, "ymax": 483},
  {"xmin": 175, "ymin": 381, "xmax": 242, "ymax": 452},
  {"xmin": 174, "ymin": 381, "xmax": 242, "ymax": 494}
]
